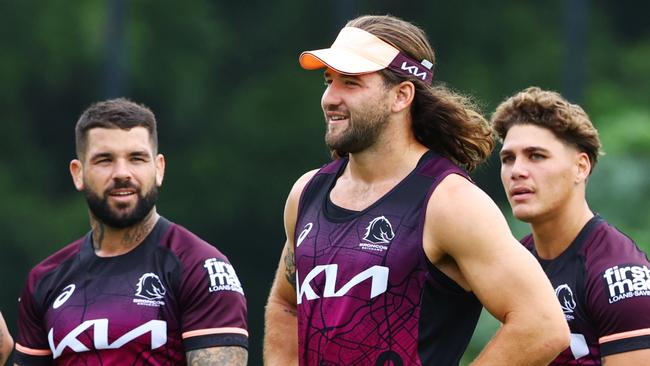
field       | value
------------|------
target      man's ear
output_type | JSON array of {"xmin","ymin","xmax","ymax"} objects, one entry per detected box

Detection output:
[
  {"xmin": 70, "ymin": 159, "xmax": 85, "ymax": 191},
  {"xmin": 155, "ymin": 154, "xmax": 165, "ymax": 187},
  {"xmin": 391, "ymin": 81, "xmax": 415, "ymax": 114},
  {"xmin": 575, "ymin": 152, "xmax": 591, "ymax": 184}
]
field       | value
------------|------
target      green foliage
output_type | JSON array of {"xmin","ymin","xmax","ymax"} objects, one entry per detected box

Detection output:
[{"xmin": 0, "ymin": 1, "xmax": 648, "ymax": 364}]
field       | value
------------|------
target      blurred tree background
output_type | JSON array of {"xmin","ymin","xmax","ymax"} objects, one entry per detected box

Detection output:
[{"xmin": 0, "ymin": 0, "xmax": 648, "ymax": 364}]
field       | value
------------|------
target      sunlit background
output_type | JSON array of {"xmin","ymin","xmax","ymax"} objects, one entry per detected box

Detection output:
[{"xmin": 1, "ymin": 1, "xmax": 648, "ymax": 364}]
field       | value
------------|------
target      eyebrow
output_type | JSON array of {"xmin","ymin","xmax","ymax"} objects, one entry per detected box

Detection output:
[
  {"xmin": 499, "ymin": 146, "xmax": 549, "ymax": 156},
  {"xmin": 89, "ymin": 150, "xmax": 151, "ymax": 160},
  {"xmin": 89, "ymin": 152, "xmax": 113, "ymax": 161}
]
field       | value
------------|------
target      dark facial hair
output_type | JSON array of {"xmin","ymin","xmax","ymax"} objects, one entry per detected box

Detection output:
[{"xmin": 84, "ymin": 180, "xmax": 158, "ymax": 229}]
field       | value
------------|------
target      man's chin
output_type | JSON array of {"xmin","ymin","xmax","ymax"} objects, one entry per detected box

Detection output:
[{"xmin": 512, "ymin": 208, "xmax": 537, "ymax": 223}]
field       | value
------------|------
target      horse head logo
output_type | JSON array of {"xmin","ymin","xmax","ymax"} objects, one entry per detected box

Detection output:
[
  {"xmin": 555, "ymin": 284, "xmax": 576, "ymax": 313},
  {"xmin": 135, "ymin": 273, "xmax": 167, "ymax": 300},
  {"xmin": 363, "ymin": 216, "xmax": 395, "ymax": 244}
]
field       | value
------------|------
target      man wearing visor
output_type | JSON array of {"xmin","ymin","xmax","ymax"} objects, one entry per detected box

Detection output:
[{"xmin": 264, "ymin": 15, "xmax": 569, "ymax": 365}]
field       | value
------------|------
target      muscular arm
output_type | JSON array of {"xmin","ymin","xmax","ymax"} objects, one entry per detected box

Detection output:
[
  {"xmin": 186, "ymin": 346, "xmax": 247, "ymax": 366},
  {"xmin": 425, "ymin": 175, "xmax": 569, "ymax": 365},
  {"xmin": 0, "ymin": 312, "xmax": 13, "ymax": 366},
  {"xmin": 263, "ymin": 171, "xmax": 316, "ymax": 366}
]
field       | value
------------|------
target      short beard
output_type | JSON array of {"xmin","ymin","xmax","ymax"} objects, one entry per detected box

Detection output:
[
  {"xmin": 84, "ymin": 184, "xmax": 158, "ymax": 229},
  {"xmin": 325, "ymin": 105, "xmax": 390, "ymax": 156}
]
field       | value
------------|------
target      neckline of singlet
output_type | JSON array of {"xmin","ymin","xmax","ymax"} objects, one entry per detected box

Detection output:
[
  {"xmin": 533, "ymin": 214, "xmax": 603, "ymax": 268},
  {"xmin": 323, "ymin": 150, "xmax": 435, "ymax": 222}
]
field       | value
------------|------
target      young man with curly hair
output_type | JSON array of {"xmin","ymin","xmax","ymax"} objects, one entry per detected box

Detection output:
[{"xmin": 493, "ymin": 86, "xmax": 650, "ymax": 365}]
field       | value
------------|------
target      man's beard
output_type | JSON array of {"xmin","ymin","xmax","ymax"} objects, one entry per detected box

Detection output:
[
  {"xmin": 324, "ymin": 102, "xmax": 391, "ymax": 155},
  {"xmin": 84, "ymin": 182, "xmax": 158, "ymax": 229}
]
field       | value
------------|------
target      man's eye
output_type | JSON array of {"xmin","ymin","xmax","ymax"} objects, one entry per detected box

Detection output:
[{"xmin": 501, "ymin": 156, "xmax": 514, "ymax": 164}]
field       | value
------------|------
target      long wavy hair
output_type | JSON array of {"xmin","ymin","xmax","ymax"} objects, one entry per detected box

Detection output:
[{"xmin": 346, "ymin": 15, "xmax": 495, "ymax": 172}]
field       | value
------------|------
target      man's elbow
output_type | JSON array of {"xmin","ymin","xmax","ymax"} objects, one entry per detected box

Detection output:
[{"xmin": 540, "ymin": 317, "xmax": 571, "ymax": 356}]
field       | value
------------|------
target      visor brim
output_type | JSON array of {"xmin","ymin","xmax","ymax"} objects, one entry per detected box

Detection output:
[{"xmin": 299, "ymin": 48, "xmax": 387, "ymax": 75}]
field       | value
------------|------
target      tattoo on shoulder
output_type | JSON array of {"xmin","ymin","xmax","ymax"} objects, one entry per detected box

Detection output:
[
  {"xmin": 284, "ymin": 246, "xmax": 296, "ymax": 289},
  {"xmin": 187, "ymin": 346, "xmax": 248, "ymax": 366}
]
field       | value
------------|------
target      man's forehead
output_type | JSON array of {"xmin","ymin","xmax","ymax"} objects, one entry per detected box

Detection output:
[
  {"xmin": 501, "ymin": 125, "xmax": 575, "ymax": 154},
  {"xmin": 85, "ymin": 127, "xmax": 153, "ymax": 152},
  {"xmin": 324, "ymin": 68, "xmax": 378, "ymax": 80}
]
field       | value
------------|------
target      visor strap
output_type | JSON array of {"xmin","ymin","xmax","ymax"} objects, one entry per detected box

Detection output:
[{"xmin": 387, "ymin": 53, "xmax": 433, "ymax": 84}]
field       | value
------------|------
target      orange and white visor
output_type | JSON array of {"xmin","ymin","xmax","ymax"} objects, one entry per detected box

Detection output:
[{"xmin": 299, "ymin": 27, "xmax": 433, "ymax": 84}]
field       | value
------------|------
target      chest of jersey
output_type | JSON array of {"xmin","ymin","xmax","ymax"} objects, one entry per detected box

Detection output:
[
  {"xmin": 40, "ymin": 249, "xmax": 182, "ymax": 362},
  {"xmin": 295, "ymin": 209, "xmax": 424, "ymax": 304},
  {"xmin": 542, "ymin": 255, "xmax": 601, "ymax": 364}
]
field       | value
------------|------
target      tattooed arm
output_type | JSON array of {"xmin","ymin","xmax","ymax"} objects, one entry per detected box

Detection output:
[
  {"xmin": 0, "ymin": 311, "xmax": 13, "ymax": 366},
  {"xmin": 263, "ymin": 170, "xmax": 316, "ymax": 366},
  {"xmin": 186, "ymin": 346, "xmax": 247, "ymax": 366}
]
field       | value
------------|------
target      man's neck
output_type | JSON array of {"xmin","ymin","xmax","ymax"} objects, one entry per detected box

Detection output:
[
  {"xmin": 530, "ymin": 200, "xmax": 594, "ymax": 260},
  {"xmin": 331, "ymin": 131, "xmax": 428, "ymax": 211},
  {"xmin": 91, "ymin": 210, "xmax": 159, "ymax": 257},
  {"xmin": 346, "ymin": 127, "xmax": 427, "ymax": 183}
]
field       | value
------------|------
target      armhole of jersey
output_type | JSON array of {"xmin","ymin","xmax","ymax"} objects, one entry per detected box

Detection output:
[
  {"xmin": 420, "ymin": 170, "xmax": 474, "ymax": 294},
  {"xmin": 425, "ymin": 259, "xmax": 471, "ymax": 294},
  {"xmin": 294, "ymin": 160, "xmax": 345, "ymax": 246}
]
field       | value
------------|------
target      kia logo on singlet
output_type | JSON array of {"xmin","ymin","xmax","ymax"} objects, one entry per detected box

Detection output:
[
  {"xmin": 363, "ymin": 216, "xmax": 395, "ymax": 244},
  {"xmin": 296, "ymin": 264, "xmax": 389, "ymax": 304}
]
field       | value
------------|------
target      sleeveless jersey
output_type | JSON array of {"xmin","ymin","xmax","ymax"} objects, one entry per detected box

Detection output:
[
  {"xmin": 522, "ymin": 215, "xmax": 650, "ymax": 365},
  {"xmin": 15, "ymin": 217, "xmax": 248, "ymax": 365},
  {"xmin": 295, "ymin": 151, "xmax": 482, "ymax": 366}
]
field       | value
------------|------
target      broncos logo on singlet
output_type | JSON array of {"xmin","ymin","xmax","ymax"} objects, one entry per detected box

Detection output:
[
  {"xmin": 555, "ymin": 284, "xmax": 577, "ymax": 313},
  {"xmin": 363, "ymin": 216, "xmax": 395, "ymax": 244},
  {"xmin": 135, "ymin": 273, "xmax": 167, "ymax": 300}
]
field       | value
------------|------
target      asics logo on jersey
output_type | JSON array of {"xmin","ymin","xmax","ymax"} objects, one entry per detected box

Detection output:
[
  {"xmin": 603, "ymin": 264, "xmax": 650, "ymax": 303},
  {"xmin": 297, "ymin": 223, "xmax": 313, "ymax": 247},
  {"xmin": 136, "ymin": 273, "xmax": 166, "ymax": 300},
  {"xmin": 296, "ymin": 264, "xmax": 389, "ymax": 304},
  {"xmin": 554, "ymin": 284, "xmax": 576, "ymax": 320},
  {"xmin": 48, "ymin": 319, "xmax": 166, "ymax": 359},
  {"xmin": 53, "ymin": 284, "xmax": 76, "ymax": 309},
  {"xmin": 363, "ymin": 216, "xmax": 395, "ymax": 244}
]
